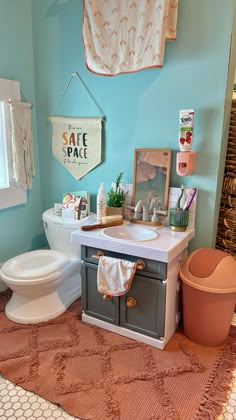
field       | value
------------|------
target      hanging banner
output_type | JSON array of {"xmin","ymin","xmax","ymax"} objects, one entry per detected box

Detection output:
[{"xmin": 49, "ymin": 116, "xmax": 102, "ymax": 179}]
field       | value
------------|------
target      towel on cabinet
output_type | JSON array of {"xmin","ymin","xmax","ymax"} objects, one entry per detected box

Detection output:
[{"xmin": 97, "ymin": 256, "xmax": 137, "ymax": 296}]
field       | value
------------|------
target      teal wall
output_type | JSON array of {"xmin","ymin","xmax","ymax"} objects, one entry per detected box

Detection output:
[
  {"xmin": 0, "ymin": 0, "xmax": 235, "ymax": 263},
  {"xmin": 31, "ymin": 0, "xmax": 235, "ymax": 252},
  {"xmin": 0, "ymin": 0, "xmax": 43, "ymax": 262}
]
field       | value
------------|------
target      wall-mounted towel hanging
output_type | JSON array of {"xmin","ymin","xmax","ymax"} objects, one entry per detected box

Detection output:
[
  {"xmin": 49, "ymin": 72, "xmax": 104, "ymax": 180},
  {"xmin": 83, "ymin": 0, "xmax": 178, "ymax": 76}
]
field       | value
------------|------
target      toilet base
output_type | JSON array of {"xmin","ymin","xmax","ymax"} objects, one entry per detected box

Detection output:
[{"xmin": 5, "ymin": 271, "xmax": 81, "ymax": 324}]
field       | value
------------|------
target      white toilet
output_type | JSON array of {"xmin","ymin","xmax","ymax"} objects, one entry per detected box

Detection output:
[{"xmin": 0, "ymin": 208, "xmax": 90, "ymax": 324}]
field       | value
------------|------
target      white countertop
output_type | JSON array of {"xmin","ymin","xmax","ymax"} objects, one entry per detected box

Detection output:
[{"xmin": 71, "ymin": 217, "xmax": 195, "ymax": 263}]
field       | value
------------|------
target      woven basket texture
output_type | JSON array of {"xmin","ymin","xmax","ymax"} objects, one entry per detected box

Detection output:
[{"xmin": 216, "ymin": 97, "xmax": 236, "ymax": 255}]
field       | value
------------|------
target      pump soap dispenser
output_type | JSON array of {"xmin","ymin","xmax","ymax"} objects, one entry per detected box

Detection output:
[{"xmin": 97, "ymin": 182, "xmax": 106, "ymax": 223}]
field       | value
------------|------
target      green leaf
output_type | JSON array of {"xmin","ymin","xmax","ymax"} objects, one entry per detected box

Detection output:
[{"xmin": 106, "ymin": 172, "xmax": 128, "ymax": 207}]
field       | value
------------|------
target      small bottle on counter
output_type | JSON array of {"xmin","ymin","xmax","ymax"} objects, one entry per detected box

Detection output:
[{"xmin": 96, "ymin": 182, "xmax": 106, "ymax": 223}]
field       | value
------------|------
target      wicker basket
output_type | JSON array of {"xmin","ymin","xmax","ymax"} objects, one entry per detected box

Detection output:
[{"xmin": 216, "ymin": 96, "xmax": 236, "ymax": 256}]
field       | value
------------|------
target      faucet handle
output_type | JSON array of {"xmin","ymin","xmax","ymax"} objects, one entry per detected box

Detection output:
[
  {"xmin": 151, "ymin": 208, "xmax": 159, "ymax": 223},
  {"xmin": 133, "ymin": 200, "xmax": 143, "ymax": 220},
  {"xmin": 135, "ymin": 200, "xmax": 143, "ymax": 212},
  {"xmin": 156, "ymin": 210, "xmax": 168, "ymax": 216}
]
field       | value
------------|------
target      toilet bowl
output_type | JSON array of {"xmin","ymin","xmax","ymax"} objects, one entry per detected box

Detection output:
[{"xmin": 0, "ymin": 208, "xmax": 91, "ymax": 324}]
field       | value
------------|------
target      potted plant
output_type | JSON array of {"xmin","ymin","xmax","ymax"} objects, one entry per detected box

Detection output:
[{"xmin": 106, "ymin": 172, "xmax": 128, "ymax": 216}]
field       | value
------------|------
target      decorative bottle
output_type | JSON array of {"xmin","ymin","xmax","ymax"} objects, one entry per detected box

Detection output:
[{"xmin": 96, "ymin": 182, "xmax": 106, "ymax": 223}]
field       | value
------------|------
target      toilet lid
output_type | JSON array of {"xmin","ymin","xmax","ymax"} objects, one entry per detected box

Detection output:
[{"xmin": 1, "ymin": 250, "xmax": 70, "ymax": 280}]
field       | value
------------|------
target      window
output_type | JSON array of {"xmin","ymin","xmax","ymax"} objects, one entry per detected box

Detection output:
[{"xmin": 0, "ymin": 78, "xmax": 26, "ymax": 210}]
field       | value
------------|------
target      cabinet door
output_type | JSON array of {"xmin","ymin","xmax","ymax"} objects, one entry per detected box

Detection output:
[
  {"xmin": 120, "ymin": 274, "xmax": 166, "ymax": 339},
  {"xmin": 81, "ymin": 262, "xmax": 119, "ymax": 325}
]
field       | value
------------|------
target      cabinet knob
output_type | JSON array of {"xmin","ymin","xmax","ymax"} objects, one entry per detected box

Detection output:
[
  {"xmin": 92, "ymin": 250, "xmax": 105, "ymax": 259},
  {"xmin": 136, "ymin": 259, "xmax": 145, "ymax": 270},
  {"xmin": 103, "ymin": 294, "xmax": 112, "ymax": 301},
  {"xmin": 126, "ymin": 297, "xmax": 137, "ymax": 308}
]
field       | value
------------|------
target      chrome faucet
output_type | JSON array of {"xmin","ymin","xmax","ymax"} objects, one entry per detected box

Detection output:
[{"xmin": 142, "ymin": 204, "xmax": 149, "ymax": 221}]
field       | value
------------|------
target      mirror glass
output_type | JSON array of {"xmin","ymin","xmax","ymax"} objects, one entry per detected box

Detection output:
[{"xmin": 132, "ymin": 148, "xmax": 172, "ymax": 210}]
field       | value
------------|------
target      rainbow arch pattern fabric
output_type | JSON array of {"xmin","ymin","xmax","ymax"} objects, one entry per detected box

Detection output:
[{"xmin": 83, "ymin": 0, "xmax": 178, "ymax": 76}]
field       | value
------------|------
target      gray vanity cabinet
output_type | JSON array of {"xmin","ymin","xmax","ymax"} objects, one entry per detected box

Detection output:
[
  {"xmin": 82, "ymin": 262, "xmax": 119, "ymax": 324},
  {"xmin": 81, "ymin": 245, "xmax": 167, "ymax": 339},
  {"xmin": 120, "ymin": 274, "xmax": 166, "ymax": 339}
]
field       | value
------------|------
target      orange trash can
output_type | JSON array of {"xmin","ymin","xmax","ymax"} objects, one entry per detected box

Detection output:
[{"xmin": 180, "ymin": 248, "xmax": 236, "ymax": 346}]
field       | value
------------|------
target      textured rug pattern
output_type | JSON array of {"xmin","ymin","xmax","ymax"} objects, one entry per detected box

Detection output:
[{"xmin": 0, "ymin": 291, "xmax": 235, "ymax": 420}]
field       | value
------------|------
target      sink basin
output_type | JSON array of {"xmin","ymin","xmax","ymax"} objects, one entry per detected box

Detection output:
[{"xmin": 102, "ymin": 224, "xmax": 158, "ymax": 242}]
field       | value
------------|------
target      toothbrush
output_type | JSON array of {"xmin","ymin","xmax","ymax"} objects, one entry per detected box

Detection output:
[
  {"xmin": 183, "ymin": 188, "xmax": 197, "ymax": 210},
  {"xmin": 176, "ymin": 184, "xmax": 185, "ymax": 210}
]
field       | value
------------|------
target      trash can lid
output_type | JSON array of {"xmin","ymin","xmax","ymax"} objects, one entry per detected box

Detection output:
[{"xmin": 180, "ymin": 248, "xmax": 236, "ymax": 293}]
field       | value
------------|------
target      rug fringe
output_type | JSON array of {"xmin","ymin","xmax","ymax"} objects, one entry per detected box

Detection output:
[{"xmin": 194, "ymin": 331, "xmax": 236, "ymax": 419}]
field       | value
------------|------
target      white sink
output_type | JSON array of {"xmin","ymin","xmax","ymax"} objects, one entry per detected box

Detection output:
[{"xmin": 102, "ymin": 224, "xmax": 158, "ymax": 242}]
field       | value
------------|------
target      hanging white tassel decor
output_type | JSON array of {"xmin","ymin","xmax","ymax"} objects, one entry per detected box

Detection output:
[{"xmin": 9, "ymin": 101, "xmax": 35, "ymax": 189}]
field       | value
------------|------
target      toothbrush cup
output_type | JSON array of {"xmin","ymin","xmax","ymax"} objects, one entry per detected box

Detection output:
[{"xmin": 169, "ymin": 208, "xmax": 189, "ymax": 231}]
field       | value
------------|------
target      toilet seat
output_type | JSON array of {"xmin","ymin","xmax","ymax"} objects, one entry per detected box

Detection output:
[{"xmin": 1, "ymin": 249, "xmax": 71, "ymax": 284}]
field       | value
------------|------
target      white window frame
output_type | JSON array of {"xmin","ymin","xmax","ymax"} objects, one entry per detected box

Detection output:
[{"xmin": 0, "ymin": 78, "xmax": 26, "ymax": 210}]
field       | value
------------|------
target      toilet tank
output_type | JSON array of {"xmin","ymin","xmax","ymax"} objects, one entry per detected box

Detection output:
[{"xmin": 42, "ymin": 208, "xmax": 93, "ymax": 259}]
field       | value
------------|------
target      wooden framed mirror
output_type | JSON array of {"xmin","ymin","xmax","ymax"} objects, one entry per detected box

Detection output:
[{"xmin": 132, "ymin": 148, "xmax": 172, "ymax": 210}]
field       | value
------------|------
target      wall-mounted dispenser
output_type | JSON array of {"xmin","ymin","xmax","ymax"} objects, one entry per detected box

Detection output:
[
  {"xmin": 176, "ymin": 109, "xmax": 196, "ymax": 176},
  {"xmin": 176, "ymin": 150, "xmax": 196, "ymax": 176}
]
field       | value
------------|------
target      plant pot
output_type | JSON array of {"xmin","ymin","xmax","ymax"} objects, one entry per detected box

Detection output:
[{"xmin": 106, "ymin": 206, "xmax": 124, "ymax": 217}]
